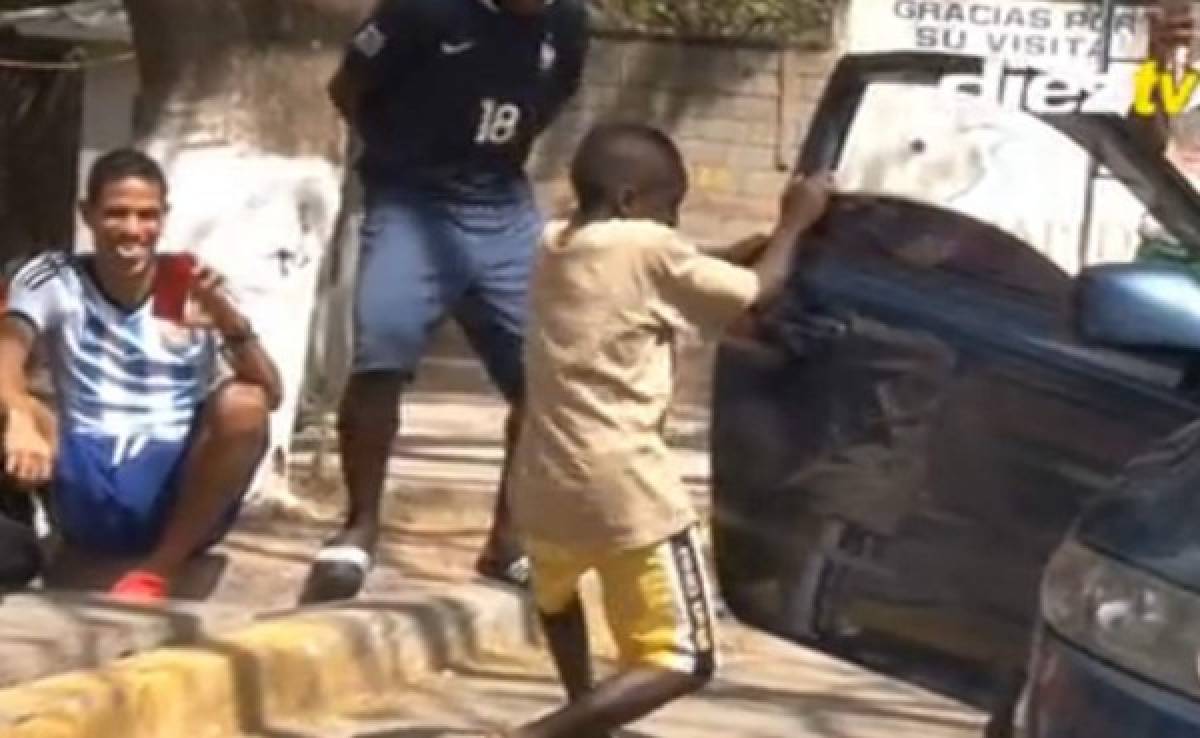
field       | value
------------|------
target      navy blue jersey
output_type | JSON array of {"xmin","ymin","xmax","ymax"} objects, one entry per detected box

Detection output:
[{"xmin": 344, "ymin": 0, "xmax": 589, "ymax": 203}]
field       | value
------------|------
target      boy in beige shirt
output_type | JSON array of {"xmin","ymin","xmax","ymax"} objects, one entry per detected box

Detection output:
[{"xmin": 500, "ymin": 122, "xmax": 832, "ymax": 738}]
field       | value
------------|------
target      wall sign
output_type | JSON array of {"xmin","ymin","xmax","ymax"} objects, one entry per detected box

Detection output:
[{"xmin": 847, "ymin": 0, "xmax": 1155, "ymax": 68}]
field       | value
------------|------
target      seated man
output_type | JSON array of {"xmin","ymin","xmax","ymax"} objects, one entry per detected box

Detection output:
[{"xmin": 0, "ymin": 148, "xmax": 282, "ymax": 602}]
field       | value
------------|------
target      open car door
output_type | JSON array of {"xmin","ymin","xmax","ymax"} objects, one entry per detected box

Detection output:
[{"xmin": 711, "ymin": 51, "xmax": 1200, "ymax": 710}]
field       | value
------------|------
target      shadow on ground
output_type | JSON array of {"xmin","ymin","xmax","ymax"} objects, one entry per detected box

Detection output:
[{"xmin": 295, "ymin": 637, "xmax": 985, "ymax": 738}]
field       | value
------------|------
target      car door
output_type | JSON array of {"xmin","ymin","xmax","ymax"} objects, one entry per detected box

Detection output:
[{"xmin": 711, "ymin": 51, "xmax": 1200, "ymax": 709}]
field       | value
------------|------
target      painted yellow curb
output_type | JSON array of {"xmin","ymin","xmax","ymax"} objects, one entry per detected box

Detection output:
[
  {"xmin": 0, "ymin": 647, "xmax": 240, "ymax": 738},
  {"xmin": 0, "ymin": 587, "xmax": 536, "ymax": 738}
]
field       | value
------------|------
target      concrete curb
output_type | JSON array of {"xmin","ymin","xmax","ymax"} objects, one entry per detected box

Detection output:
[
  {"xmin": 0, "ymin": 582, "xmax": 540, "ymax": 738},
  {"xmin": 0, "ymin": 592, "xmax": 259, "ymax": 689}
]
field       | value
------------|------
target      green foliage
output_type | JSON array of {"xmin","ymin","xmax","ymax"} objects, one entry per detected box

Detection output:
[{"xmin": 589, "ymin": 0, "xmax": 836, "ymax": 42}]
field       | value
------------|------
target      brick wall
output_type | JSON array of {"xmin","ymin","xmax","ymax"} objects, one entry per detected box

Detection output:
[{"xmin": 527, "ymin": 31, "xmax": 838, "ymax": 243}]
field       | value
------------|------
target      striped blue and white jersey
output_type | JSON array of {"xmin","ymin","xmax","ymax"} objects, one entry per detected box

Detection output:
[{"xmin": 6, "ymin": 253, "xmax": 218, "ymax": 441}]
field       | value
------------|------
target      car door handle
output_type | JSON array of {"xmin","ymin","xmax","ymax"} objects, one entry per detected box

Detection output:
[{"xmin": 777, "ymin": 314, "xmax": 849, "ymax": 356}]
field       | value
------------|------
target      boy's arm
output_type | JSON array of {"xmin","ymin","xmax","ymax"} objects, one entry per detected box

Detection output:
[
  {"xmin": 698, "ymin": 174, "xmax": 834, "ymax": 272},
  {"xmin": 329, "ymin": 0, "xmax": 429, "ymax": 126},
  {"xmin": 749, "ymin": 173, "xmax": 834, "ymax": 306},
  {"xmin": 652, "ymin": 173, "xmax": 833, "ymax": 335},
  {"xmin": 650, "ymin": 245, "xmax": 764, "ymax": 337},
  {"xmin": 697, "ymin": 234, "xmax": 770, "ymax": 265}
]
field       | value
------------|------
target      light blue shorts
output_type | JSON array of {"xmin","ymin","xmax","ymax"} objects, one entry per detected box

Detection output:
[{"xmin": 352, "ymin": 183, "xmax": 542, "ymax": 400}]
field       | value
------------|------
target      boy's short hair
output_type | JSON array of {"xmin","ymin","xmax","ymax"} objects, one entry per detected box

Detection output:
[
  {"xmin": 570, "ymin": 121, "xmax": 688, "ymax": 211},
  {"xmin": 85, "ymin": 148, "xmax": 168, "ymax": 204}
]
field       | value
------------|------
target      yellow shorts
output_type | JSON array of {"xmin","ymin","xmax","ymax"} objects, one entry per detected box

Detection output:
[{"xmin": 525, "ymin": 526, "xmax": 717, "ymax": 676}]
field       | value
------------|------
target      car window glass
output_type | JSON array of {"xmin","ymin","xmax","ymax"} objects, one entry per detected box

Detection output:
[{"xmin": 834, "ymin": 81, "xmax": 1153, "ymax": 277}]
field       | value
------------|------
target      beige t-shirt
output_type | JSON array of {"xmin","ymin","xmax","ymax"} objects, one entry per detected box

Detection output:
[{"xmin": 509, "ymin": 218, "xmax": 761, "ymax": 552}]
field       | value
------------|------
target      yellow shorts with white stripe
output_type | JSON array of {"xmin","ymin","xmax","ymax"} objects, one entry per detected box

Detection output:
[{"xmin": 525, "ymin": 525, "xmax": 718, "ymax": 676}]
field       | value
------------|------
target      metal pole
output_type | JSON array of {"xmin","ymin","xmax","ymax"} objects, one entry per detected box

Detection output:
[
  {"xmin": 1098, "ymin": 0, "xmax": 1118, "ymax": 69},
  {"xmin": 1077, "ymin": 0, "xmax": 1118, "ymax": 270}
]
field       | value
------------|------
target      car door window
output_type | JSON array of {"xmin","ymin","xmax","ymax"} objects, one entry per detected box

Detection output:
[{"xmin": 834, "ymin": 81, "xmax": 1159, "ymax": 277}]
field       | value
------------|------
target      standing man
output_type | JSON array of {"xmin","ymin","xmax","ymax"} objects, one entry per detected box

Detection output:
[{"xmin": 306, "ymin": 0, "xmax": 589, "ymax": 601}]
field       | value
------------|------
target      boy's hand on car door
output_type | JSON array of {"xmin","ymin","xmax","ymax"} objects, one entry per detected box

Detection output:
[{"xmin": 779, "ymin": 171, "xmax": 835, "ymax": 233}]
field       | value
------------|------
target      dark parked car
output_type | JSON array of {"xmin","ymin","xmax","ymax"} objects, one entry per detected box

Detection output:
[{"xmin": 710, "ymin": 52, "xmax": 1200, "ymax": 735}]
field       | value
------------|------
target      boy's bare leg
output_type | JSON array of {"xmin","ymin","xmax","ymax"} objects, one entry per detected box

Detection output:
[
  {"xmin": 520, "ymin": 594, "xmax": 610, "ymax": 738},
  {"xmin": 506, "ymin": 666, "xmax": 709, "ymax": 738},
  {"xmin": 137, "ymin": 381, "xmax": 269, "ymax": 579},
  {"xmin": 541, "ymin": 594, "xmax": 595, "ymax": 701}
]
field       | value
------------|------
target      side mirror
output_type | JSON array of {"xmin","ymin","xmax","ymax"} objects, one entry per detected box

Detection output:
[{"xmin": 1075, "ymin": 263, "xmax": 1200, "ymax": 351}]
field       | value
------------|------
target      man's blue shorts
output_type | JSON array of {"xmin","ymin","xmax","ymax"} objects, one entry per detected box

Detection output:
[
  {"xmin": 50, "ymin": 429, "xmax": 245, "ymax": 557},
  {"xmin": 352, "ymin": 182, "xmax": 543, "ymax": 401}
]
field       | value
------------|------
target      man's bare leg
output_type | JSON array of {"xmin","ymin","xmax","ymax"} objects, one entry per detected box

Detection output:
[
  {"xmin": 333, "ymin": 370, "xmax": 407, "ymax": 552},
  {"xmin": 476, "ymin": 402, "xmax": 527, "ymax": 584},
  {"xmin": 136, "ymin": 381, "xmax": 269, "ymax": 580},
  {"xmin": 301, "ymin": 370, "xmax": 404, "ymax": 602}
]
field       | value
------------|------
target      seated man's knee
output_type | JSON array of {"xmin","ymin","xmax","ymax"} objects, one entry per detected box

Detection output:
[{"xmin": 208, "ymin": 382, "xmax": 271, "ymax": 440}]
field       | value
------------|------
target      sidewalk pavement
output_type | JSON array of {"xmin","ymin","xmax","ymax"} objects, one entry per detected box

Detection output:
[
  {"xmin": 0, "ymin": 362, "xmax": 717, "ymax": 737},
  {"xmin": 241, "ymin": 627, "xmax": 985, "ymax": 737},
  {"xmin": 0, "ymin": 351, "xmax": 983, "ymax": 738}
]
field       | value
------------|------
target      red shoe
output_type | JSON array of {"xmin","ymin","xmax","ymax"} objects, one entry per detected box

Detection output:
[{"xmin": 109, "ymin": 570, "xmax": 168, "ymax": 603}]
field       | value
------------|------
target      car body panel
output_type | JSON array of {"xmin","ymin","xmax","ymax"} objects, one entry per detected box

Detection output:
[
  {"xmin": 1074, "ymin": 412, "xmax": 1200, "ymax": 592},
  {"xmin": 711, "ymin": 51, "xmax": 1200, "ymax": 708},
  {"xmin": 1027, "ymin": 628, "xmax": 1200, "ymax": 738}
]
